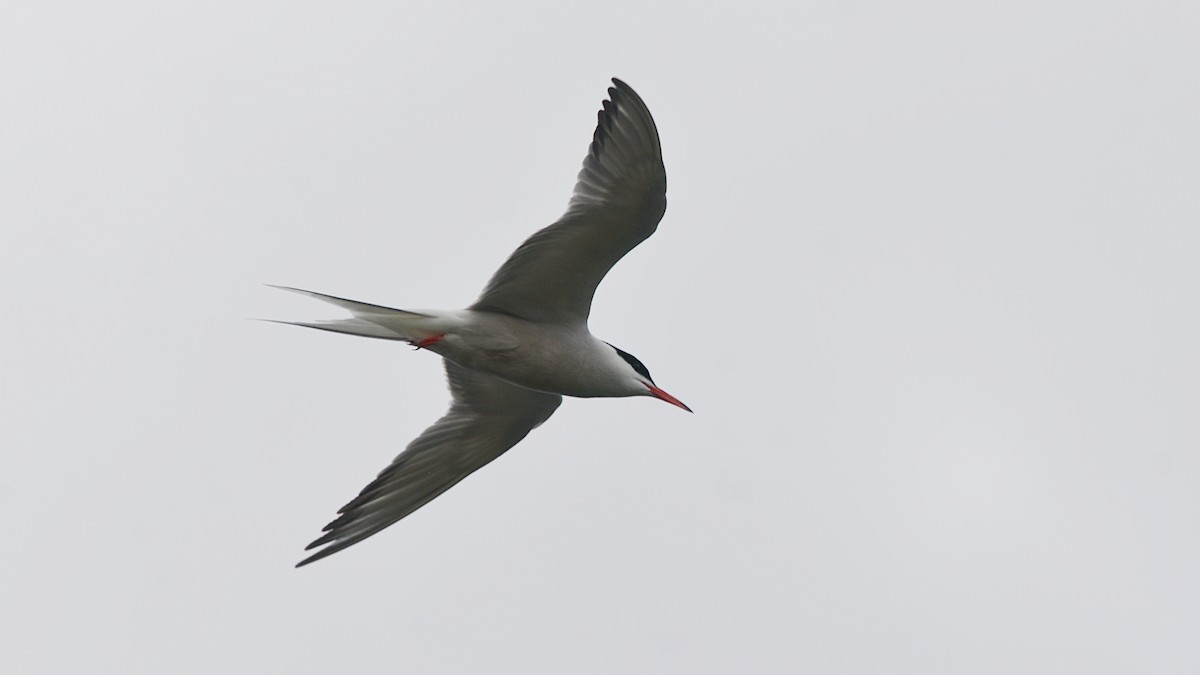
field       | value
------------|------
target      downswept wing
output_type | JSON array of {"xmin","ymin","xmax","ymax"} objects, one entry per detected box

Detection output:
[
  {"xmin": 297, "ymin": 362, "xmax": 561, "ymax": 566},
  {"xmin": 470, "ymin": 78, "xmax": 667, "ymax": 325}
]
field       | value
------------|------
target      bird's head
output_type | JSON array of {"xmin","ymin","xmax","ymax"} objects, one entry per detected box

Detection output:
[{"xmin": 606, "ymin": 343, "xmax": 692, "ymax": 412}]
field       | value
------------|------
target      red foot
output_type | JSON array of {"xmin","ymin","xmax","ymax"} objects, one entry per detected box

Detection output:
[{"xmin": 412, "ymin": 334, "xmax": 445, "ymax": 350}]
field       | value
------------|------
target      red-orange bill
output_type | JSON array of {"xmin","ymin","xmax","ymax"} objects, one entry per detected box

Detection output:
[{"xmin": 647, "ymin": 384, "xmax": 692, "ymax": 412}]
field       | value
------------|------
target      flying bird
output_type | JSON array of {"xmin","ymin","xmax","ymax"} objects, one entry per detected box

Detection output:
[{"xmin": 274, "ymin": 78, "xmax": 688, "ymax": 567}]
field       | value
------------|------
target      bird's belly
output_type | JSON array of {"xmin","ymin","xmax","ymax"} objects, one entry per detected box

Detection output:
[{"xmin": 433, "ymin": 332, "xmax": 610, "ymax": 398}]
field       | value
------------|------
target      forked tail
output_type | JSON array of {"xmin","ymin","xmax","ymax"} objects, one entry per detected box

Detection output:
[{"xmin": 264, "ymin": 285, "xmax": 432, "ymax": 342}]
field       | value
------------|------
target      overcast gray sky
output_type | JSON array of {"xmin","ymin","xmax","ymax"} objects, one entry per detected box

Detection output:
[{"xmin": 3, "ymin": 1, "xmax": 1198, "ymax": 673}]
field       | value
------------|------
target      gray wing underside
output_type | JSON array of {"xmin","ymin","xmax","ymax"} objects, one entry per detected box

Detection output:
[
  {"xmin": 297, "ymin": 362, "xmax": 561, "ymax": 566},
  {"xmin": 470, "ymin": 78, "xmax": 667, "ymax": 325}
]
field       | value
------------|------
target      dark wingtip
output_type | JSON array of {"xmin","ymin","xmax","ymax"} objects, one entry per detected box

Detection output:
[
  {"xmin": 295, "ymin": 541, "xmax": 336, "ymax": 567},
  {"xmin": 305, "ymin": 531, "xmax": 336, "ymax": 550},
  {"xmin": 296, "ymin": 539, "xmax": 348, "ymax": 567}
]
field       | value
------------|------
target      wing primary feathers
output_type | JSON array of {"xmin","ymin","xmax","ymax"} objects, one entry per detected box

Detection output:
[
  {"xmin": 295, "ymin": 363, "xmax": 561, "ymax": 567},
  {"xmin": 467, "ymin": 78, "xmax": 667, "ymax": 324}
]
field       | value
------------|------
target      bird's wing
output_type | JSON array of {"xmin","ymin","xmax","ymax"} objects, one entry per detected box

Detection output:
[
  {"xmin": 470, "ymin": 78, "xmax": 667, "ymax": 325},
  {"xmin": 297, "ymin": 361, "xmax": 562, "ymax": 566}
]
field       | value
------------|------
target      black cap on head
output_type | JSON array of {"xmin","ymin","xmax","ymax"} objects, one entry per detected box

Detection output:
[{"xmin": 606, "ymin": 343, "xmax": 653, "ymax": 383}]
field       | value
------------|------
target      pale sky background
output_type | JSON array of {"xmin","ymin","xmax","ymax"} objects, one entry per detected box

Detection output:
[{"xmin": 3, "ymin": 1, "xmax": 1198, "ymax": 673}]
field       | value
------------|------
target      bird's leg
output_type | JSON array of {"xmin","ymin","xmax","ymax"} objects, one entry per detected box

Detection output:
[{"xmin": 411, "ymin": 334, "xmax": 446, "ymax": 350}]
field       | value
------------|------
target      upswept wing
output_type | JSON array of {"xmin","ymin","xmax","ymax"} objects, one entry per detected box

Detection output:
[
  {"xmin": 297, "ymin": 362, "xmax": 561, "ymax": 566},
  {"xmin": 470, "ymin": 78, "xmax": 667, "ymax": 325}
]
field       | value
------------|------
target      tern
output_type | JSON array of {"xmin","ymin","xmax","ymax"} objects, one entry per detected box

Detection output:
[{"xmin": 274, "ymin": 78, "xmax": 688, "ymax": 567}]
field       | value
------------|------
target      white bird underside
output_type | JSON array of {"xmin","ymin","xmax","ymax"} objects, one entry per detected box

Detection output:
[{"xmin": 279, "ymin": 78, "xmax": 674, "ymax": 567}]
